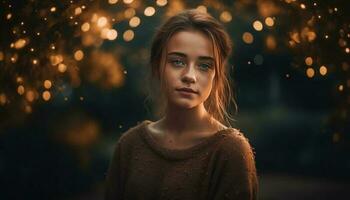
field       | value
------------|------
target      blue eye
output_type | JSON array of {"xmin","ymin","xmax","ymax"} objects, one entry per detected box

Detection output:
[
  {"xmin": 171, "ymin": 59, "xmax": 186, "ymax": 67},
  {"xmin": 199, "ymin": 63, "xmax": 212, "ymax": 71}
]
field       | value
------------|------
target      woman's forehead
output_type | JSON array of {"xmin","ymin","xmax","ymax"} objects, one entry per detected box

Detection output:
[{"xmin": 165, "ymin": 30, "xmax": 214, "ymax": 59}]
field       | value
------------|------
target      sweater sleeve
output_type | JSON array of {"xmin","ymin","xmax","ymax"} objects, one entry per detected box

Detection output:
[
  {"xmin": 207, "ymin": 133, "xmax": 258, "ymax": 200},
  {"xmin": 104, "ymin": 140, "xmax": 123, "ymax": 200}
]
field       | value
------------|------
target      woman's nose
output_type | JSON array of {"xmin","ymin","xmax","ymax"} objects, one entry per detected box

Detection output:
[{"xmin": 181, "ymin": 63, "xmax": 196, "ymax": 83}]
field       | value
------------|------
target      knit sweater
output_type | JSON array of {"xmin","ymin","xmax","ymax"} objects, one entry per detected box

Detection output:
[{"xmin": 104, "ymin": 120, "xmax": 258, "ymax": 200}]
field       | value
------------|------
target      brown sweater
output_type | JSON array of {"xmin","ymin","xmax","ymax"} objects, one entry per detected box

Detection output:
[{"xmin": 105, "ymin": 120, "xmax": 258, "ymax": 200}]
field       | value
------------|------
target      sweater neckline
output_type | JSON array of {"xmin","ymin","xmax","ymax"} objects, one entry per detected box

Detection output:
[{"xmin": 139, "ymin": 119, "xmax": 233, "ymax": 160}]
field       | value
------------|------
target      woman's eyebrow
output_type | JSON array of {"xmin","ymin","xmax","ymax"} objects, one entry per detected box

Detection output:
[{"xmin": 167, "ymin": 52, "xmax": 214, "ymax": 61}]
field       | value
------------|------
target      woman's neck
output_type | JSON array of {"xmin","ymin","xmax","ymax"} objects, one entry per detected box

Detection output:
[{"xmin": 160, "ymin": 103, "xmax": 216, "ymax": 136}]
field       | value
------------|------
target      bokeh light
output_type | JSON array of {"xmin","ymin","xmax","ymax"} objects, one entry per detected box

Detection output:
[
  {"xmin": 253, "ymin": 20, "xmax": 263, "ymax": 31},
  {"xmin": 144, "ymin": 6, "xmax": 156, "ymax": 16},
  {"xmin": 74, "ymin": 50, "xmax": 84, "ymax": 61},
  {"xmin": 123, "ymin": 29, "xmax": 134, "ymax": 41},
  {"xmin": 220, "ymin": 11, "xmax": 232, "ymax": 23},
  {"xmin": 242, "ymin": 32, "xmax": 254, "ymax": 44}
]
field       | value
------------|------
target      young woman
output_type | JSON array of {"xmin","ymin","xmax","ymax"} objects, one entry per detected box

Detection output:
[{"xmin": 105, "ymin": 9, "xmax": 258, "ymax": 200}]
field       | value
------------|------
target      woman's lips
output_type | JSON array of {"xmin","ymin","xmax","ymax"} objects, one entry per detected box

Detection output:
[
  {"xmin": 176, "ymin": 89, "xmax": 197, "ymax": 96},
  {"xmin": 176, "ymin": 88, "xmax": 197, "ymax": 94}
]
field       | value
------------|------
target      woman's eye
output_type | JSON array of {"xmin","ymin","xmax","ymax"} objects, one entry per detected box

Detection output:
[
  {"xmin": 171, "ymin": 59, "xmax": 185, "ymax": 67},
  {"xmin": 199, "ymin": 63, "xmax": 212, "ymax": 71}
]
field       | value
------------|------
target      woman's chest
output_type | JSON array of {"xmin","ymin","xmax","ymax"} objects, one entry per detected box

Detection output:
[{"xmin": 123, "ymin": 153, "xmax": 210, "ymax": 200}]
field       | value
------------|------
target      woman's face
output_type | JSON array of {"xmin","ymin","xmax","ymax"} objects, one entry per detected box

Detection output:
[{"xmin": 161, "ymin": 30, "xmax": 216, "ymax": 109}]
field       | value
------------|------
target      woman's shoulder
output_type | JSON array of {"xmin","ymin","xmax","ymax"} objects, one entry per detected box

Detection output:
[
  {"xmin": 218, "ymin": 128, "xmax": 255, "ymax": 160},
  {"xmin": 116, "ymin": 120, "xmax": 150, "ymax": 145}
]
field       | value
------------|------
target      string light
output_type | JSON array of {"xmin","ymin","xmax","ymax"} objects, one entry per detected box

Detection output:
[
  {"xmin": 319, "ymin": 65, "xmax": 327, "ymax": 76},
  {"xmin": 129, "ymin": 16, "xmax": 141, "ymax": 27},
  {"xmin": 242, "ymin": 32, "xmax": 254, "ymax": 44},
  {"xmin": 144, "ymin": 7, "xmax": 156, "ymax": 16},
  {"xmin": 44, "ymin": 80, "xmax": 52, "ymax": 89},
  {"xmin": 17, "ymin": 85, "xmax": 25, "ymax": 95},
  {"xmin": 58, "ymin": 63, "xmax": 67, "ymax": 73},
  {"xmin": 220, "ymin": 11, "xmax": 232, "ymax": 23},
  {"xmin": 196, "ymin": 5, "xmax": 207, "ymax": 13},
  {"xmin": 306, "ymin": 68, "xmax": 315, "ymax": 78},
  {"xmin": 107, "ymin": 29, "xmax": 118, "ymax": 40},
  {"xmin": 156, "ymin": 0, "xmax": 167, "ymax": 7},
  {"xmin": 81, "ymin": 22, "xmax": 90, "ymax": 32},
  {"xmin": 265, "ymin": 17, "xmax": 274, "ymax": 27},
  {"xmin": 97, "ymin": 17, "xmax": 108, "ymax": 27},
  {"xmin": 123, "ymin": 30, "xmax": 134, "ymax": 41},
  {"xmin": 108, "ymin": 0, "xmax": 118, "ymax": 4},
  {"xmin": 305, "ymin": 57, "xmax": 313, "ymax": 66},
  {"xmin": 124, "ymin": 8, "xmax": 136, "ymax": 18},
  {"xmin": 42, "ymin": 91, "xmax": 51, "ymax": 101},
  {"xmin": 253, "ymin": 20, "xmax": 263, "ymax": 31},
  {"xmin": 123, "ymin": 0, "xmax": 133, "ymax": 4},
  {"xmin": 74, "ymin": 50, "xmax": 84, "ymax": 61},
  {"xmin": 26, "ymin": 90, "xmax": 35, "ymax": 102}
]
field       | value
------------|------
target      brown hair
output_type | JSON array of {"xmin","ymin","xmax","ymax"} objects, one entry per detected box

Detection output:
[{"xmin": 145, "ymin": 9, "xmax": 237, "ymax": 127}]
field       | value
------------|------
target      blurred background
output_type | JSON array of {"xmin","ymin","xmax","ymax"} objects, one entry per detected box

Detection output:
[{"xmin": 0, "ymin": 0, "xmax": 349, "ymax": 199}]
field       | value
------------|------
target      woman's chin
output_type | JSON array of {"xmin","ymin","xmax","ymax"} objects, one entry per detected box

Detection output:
[{"xmin": 170, "ymin": 99, "xmax": 199, "ymax": 109}]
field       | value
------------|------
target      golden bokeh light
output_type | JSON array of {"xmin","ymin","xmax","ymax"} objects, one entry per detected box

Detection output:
[
  {"xmin": 123, "ymin": 30, "xmax": 134, "ymax": 41},
  {"xmin": 306, "ymin": 68, "xmax": 315, "ymax": 78},
  {"xmin": 196, "ymin": 5, "xmax": 207, "ymax": 13},
  {"xmin": 108, "ymin": 0, "xmax": 118, "ymax": 4},
  {"xmin": 266, "ymin": 35, "xmax": 277, "ymax": 50},
  {"xmin": 81, "ymin": 22, "xmax": 90, "ymax": 32},
  {"xmin": 0, "ymin": 93, "xmax": 7, "ymax": 105},
  {"xmin": 97, "ymin": 17, "xmax": 107, "ymax": 27},
  {"xmin": 11, "ymin": 55, "xmax": 18, "ymax": 63},
  {"xmin": 75, "ymin": 7, "xmax": 82, "ymax": 15},
  {"xmin": 338, "ymin": 84, "xmax": 344, "ymax": 91},
  {"xmin": 16, "ymin": 76, "xmax": 23, "ymax": 83},
  {"xmin": 300, "ymin": 4, "xmax": 306, "ymax": 9},
  {"xmin": 144, "ymin": 6, "xmax": 156, "ymax": 16},
  {"xmin": 123, "ymin": 0, "xmax": 133, "ymax": 4},
  {"xmin": 50, "ymin": 7, "xmax": 56, "ymax": 12},
  {"xmin": 17, "ymin": 85, "xmax": 25, "ymax": 95},
  {"xmin": 129, "ymin": 16, "xmax": 141, "ymax": 27},
  {"xmin": 242, "ymin": 32, "xmax": 254, "ymax": 44},
  {"xmin": 253, "ymin": 20, "xmax": 263, "ymax": 31},
  {"xmin": 265, "ymin": 17, "xmax": 274, "ymax": 26},
  {"xmin": 74, "ymin": 50, "xmax": 84, "ymax": 61},
  {"xmin": 50, "ymin": 54, "xmax": 63, "ymax": 66},
  {"xmin": 26, "ymin": 90, "xmax": 35, "ymax": 102},
  {"xmin": 32, "ymin": 59, "xmax": 38, "ymax": 65},
  {"xmin": 6, "ymin": 13, "xmax": 12, "ymax": 20},
  {"xmin": 25, "ymin": 105, "xmax": 32, "ymax": 114},
  {"xmin": 58, "ymin": 63, "xmax": 67, "ymax": 73},
  {"xmin": 14, "ymin": 39, "xmax": 27, "ymax": 49},
  {"xmin": 44, "ymin": 80, "xmax": 52, "ymax": 89},
  {"xmin": 220, "ymin": 11, "xmax": 232, "ymax": 23},
  {"xmin": 156, "ymin": 0, "xmax": 167, "ymax": 6},
  {"xmin": 319, "ymin": 65, "xmax": 327, "ymax": 76},
  {"xmin": 0, "ymin": 51, "xmax": 4, "ymax": 61},
  {"xmin": 346, "ymin": 48, "xmax": 350, "ymax": 53},
  {"xmin": 107, "ymin": 29, "xmax": 118, "ymax": 40},
  {"xmin": 100, "ymin": 28, "xmax": 110, "ymax": 39},
  {"xmin": 124, "ymin": 8, "xmax": 136, "ymax": 18},
  {"xmin": 305, "ymin": 57, "xmax": 313, "ymax": 66},
  {"xmin": 42, "ymin": 91, "xmax": 51, "ymax": 101}
]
